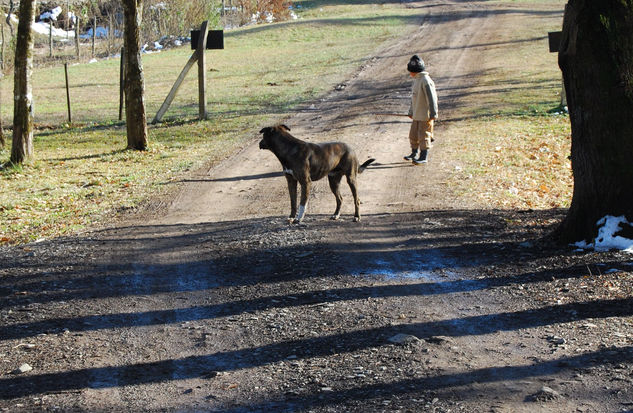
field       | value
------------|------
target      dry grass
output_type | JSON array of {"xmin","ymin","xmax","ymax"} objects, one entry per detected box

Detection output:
[
  {"xmin": 444, "ymin": 0, "xmax": 572, "ymax": 212},
  {"xmin": 447, "ymin": 115, "xmax": 571, "ymax": 210}
]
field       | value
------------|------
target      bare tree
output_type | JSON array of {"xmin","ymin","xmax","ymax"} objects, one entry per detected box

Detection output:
[
  {"xmin": 555, "ymin": 0, "xmax": 633, "ymax": 243},
  {"xmin": 11, "ymin": 0, "xmax": 36, "ymax": 164},
  {"xmin": 122, "ymin": 0, "xmax": 148, "ymax": 150}
]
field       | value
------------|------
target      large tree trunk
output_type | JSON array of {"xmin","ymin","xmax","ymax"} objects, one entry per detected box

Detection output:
[
  {"xmin": 555, "ymin": 0, "xmax": 633, "ymax": 243},
  {"xmin": 122, "ymin": 0, "xmax": 148, "ymax": 151},
  {"xmin": 10, "ymin": 0, "xmax": 36, "ymax": 164}
]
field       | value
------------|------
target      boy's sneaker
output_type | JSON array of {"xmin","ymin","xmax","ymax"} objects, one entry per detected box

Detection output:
[
  {"xmin": 403, "ymin": 149, "xmax": 419, "ymax": 161},
  {"xmin": 413, "ymin": 150, "xmax": 428, "ymax": 164}
]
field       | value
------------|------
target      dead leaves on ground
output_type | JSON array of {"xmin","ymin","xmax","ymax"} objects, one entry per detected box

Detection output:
[{"xmin": 449, "ymin": 116, "xmax": 572, "ymax": 210}]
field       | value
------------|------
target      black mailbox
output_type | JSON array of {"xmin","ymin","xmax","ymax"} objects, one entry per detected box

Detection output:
[
  {"xmin": 191, "ymin": 29, "xmax": 224, "ymax": 50},
  {"xmin": 548, "ymin": 31, "xmax": 562, "ymax": 53}
]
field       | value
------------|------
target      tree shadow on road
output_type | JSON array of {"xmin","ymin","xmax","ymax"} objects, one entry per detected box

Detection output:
[{"xmin": 1, "ymin": 209, "xmax": 632, "ymax": 405}]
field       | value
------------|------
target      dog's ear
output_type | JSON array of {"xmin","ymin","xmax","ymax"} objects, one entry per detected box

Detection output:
[
  {"xmin": 259, "ymin": 127, "xmax": 270, "ymax": 134},
  {"xmin": 279, "ymin": 124, "xmax": 291, "ymax": 131}
]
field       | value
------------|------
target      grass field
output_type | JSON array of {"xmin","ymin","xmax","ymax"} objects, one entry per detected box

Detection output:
[
  {"xmin": 443, "ymin": 0, "xmax": 571, "ymax": 211},
  {"xmin": 0, "ymin": 0, "xmax": 570, "ymax": 245}
]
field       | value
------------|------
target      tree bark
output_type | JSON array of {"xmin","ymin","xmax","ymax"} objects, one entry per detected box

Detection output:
[
  {"xmin": 11, "ymin": 0, "xmax": 36, "ymax": 164},
  {"xmin": 122, "ymin": 0, "xmax": 148, "ymax": 151},
  {"xmin": 555, "ymin": 0, "xmax": 633, "ymax": 243}
]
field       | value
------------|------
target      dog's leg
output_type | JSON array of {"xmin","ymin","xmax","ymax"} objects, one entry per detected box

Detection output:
[
  {"xmin": 294, "ymin": 179, "xmax": 311, "ymax": 223},
  {"xmin": 285, "ymin": 174, "xmax": 298, "ymax": 222},
  {"xmin": 346, "ymin": 174, "xmax": 361, "ymax": 222},
  {"xmin": 328, "ymin": 173, "xmax": 343, "ymax": 220}
]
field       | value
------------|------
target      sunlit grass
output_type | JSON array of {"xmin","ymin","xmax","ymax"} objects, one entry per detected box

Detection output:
[{"xmin": 444, "ymin": 0, "xmax": 571, "ymax": 210}]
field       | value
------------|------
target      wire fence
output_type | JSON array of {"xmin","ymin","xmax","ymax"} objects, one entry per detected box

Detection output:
[{"xmin": 0, "ymin": 0, "xmax": 293, "ymax": 128}]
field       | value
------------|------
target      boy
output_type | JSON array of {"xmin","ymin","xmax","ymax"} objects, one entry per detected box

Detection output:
[{"xmin": 404, "ymin": 55, "xmax": 438, "ymax": 164}]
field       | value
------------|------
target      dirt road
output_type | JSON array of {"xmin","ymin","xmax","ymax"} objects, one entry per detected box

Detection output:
[{"xmin": 2, "ymin": 1, "xmax": 632, "ymax": 412}]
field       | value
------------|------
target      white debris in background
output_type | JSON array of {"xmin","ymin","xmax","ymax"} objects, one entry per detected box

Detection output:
[
  {"xmin": 574, "ymin": 215, "xmax": 633, "ymax": 253},
  {"xmin": 40, "ymin": 6, "xmax": 62, "ymax": 21},
  {"xmin": 251, "ymin": 11, "xmax": 275, "ymax": 23},
  {"xmin": 33, "ymin": 7, "xmax": 78, "ymax": 40},
  {"xmin": 80, "ymin": 26, "xmax": 115, "ymax": 39}
]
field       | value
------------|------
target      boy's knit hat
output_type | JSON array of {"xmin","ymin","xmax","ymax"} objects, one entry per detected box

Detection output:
[{"xmin": 407, "ymin": 55, "xmax": 425, "ymax": 73}]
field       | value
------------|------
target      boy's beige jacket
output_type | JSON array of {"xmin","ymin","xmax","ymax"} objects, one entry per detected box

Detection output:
[{"xmin": 408, "ymin": 71, "xmax": 438, "ymax": 121}]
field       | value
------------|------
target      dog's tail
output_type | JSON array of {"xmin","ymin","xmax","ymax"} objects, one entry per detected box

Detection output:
[{"xmin": 358, "ymin": 158, "xmax": 376, "ymax": 173}]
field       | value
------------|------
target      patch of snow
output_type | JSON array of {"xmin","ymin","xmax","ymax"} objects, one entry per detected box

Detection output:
[
  {"xmin": 33, "ymin": 21, "xmax": 76, "ymax": 38},
  {"xmin": 573, "ymin": 215, "xmax": 633, "ymax": 254},
  {"xmin": 40, "ymin": 6, "xmax": 62, "ymax": 21}
]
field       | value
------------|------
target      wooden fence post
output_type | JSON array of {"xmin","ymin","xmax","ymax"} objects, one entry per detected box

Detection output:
[
  {"xmin": 1, "ymin": 16, "xmax": 5, "ymax": 71},
  {"xmin": 152, "ymin": 21, "xmax": 208, "ymax": 124},
  {"xmin": 0, "ymin": 73, "xmax": 3, "ymax": 148},
  {"xmin": 92, "ymin": 16, "xmax": 96, "ymax": 57},
  {"xmin": 66, "ymin": 0, "xmax": 70, "ymax": 41},
  {"xmin": 197, "ymin": 20, "xmax": 209, "ymax": 120},
  {"xmin": 64, "ymin": 62, "xmax": 72, "ymax": 123},
  {"xmin": 49, "ymin": 21, "xmax": 53, "ymax": 57},
  {"xmin": 548, "ymin": 31, "xmax": 566, "ymax": 108},
  {"xmin": 152, "ymin": 22, "xmax": 223, "ymax": 124},
  {"xmin": 152, "ymin": 53, "xmax": 197, "ymax": 124},
  {"xmin": 75, "ymin": 16, "xmax": 80, "ymax": 58},
  {"xmin": 119, "ymin": 47, "xmax": 125, "ymax": 121}
]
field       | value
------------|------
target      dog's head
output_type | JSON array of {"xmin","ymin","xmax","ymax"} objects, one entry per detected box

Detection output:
[{"xmin": 259, "ymin": 124, "xmax": 290, "ymax": 150}]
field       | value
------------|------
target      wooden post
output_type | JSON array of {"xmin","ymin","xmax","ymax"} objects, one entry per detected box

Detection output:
[
  {"xmin": 1, "ymin": 15, "xmax": 5, "ymax": 71},
  {"xmin": 92, "ymin": 16, "xmax": 96, "ymax": 57},
  {"xmin": 548, "ymin": 31, "xmax": 566, "ymax": 108},
  {"xmin": 152, "ymin": 53, "xmax": 197, "ymax": 124},
  {"xmin": 152, "ymin": 21, "xmax": 221, "ymax": 124},
  {"xmin": 64, "ymin": 63, "xmax": 72, "ymax": 123},
  {"xmin": 0, "ymin": 73, "xmax": 4, "ymax": 148},
  {"xmin": 49, "ymin": 20, "xmax": 53, "ymax": 57},
  {"xmin": 75, "ymin": 16, "xmax": 80, "ymax": 58},
  {"xmin": 66, "ymin": 0, "xmax": 70, "ymax": 40},
  {"xmin": 197, "ymin": 21, "xmax": 209, "ymax": 120},
  {"xmin": 119, "ymin": 47, "xmax": 125, "ymax": 121},
  {"xmin": 108, "ymin": 14, "xmax": 113, "ymax": 55}
]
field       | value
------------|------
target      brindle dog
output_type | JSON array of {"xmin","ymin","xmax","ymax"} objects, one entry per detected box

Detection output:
[{"xmin": 259, "ymin": 125, "xmax": 375, "ymax": 223}]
